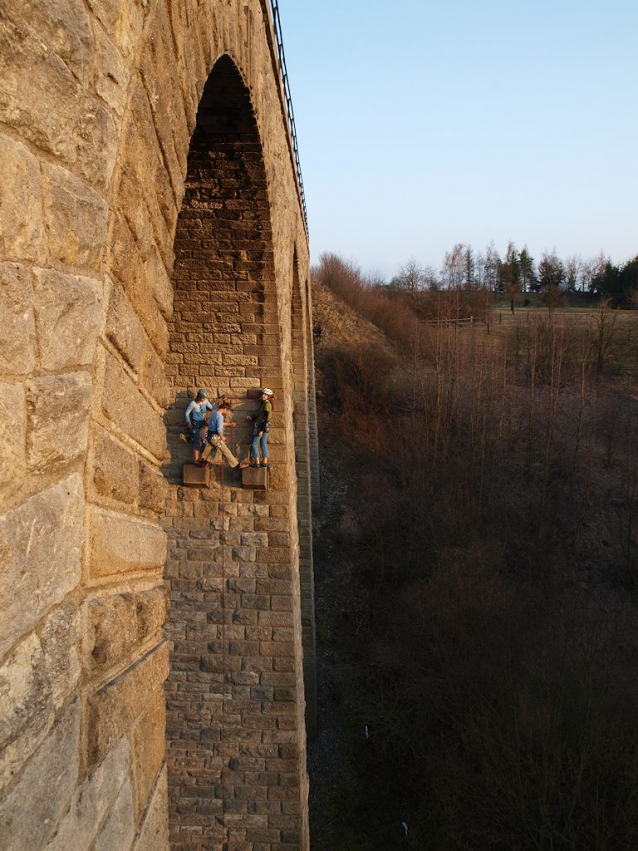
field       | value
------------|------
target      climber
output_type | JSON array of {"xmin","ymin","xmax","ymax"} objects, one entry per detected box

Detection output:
[
  {"xmin": 201, "ymin": 399, "xmax": 241, "ymax": 471},
  {"xmin": 246, "ymin": 388, "xmax": 274, "ymax": 467},
  {"xmin": 182, "ymin": 389, "xmax": 214, "ymax": 464}
]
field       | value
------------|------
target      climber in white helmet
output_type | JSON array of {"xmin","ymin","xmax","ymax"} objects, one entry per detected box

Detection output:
[{"xmin": 246, "ymin": 388, "xmax": 274, "ymax": 467}]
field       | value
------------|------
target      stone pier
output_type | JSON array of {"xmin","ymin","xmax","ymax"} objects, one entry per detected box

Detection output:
[{"xmin": 0, "ymin": 2, "xmax": 317, "ymax": 849}]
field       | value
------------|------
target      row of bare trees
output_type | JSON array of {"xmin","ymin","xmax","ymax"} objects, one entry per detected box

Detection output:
[{"xmin": 389, "ymin": 244, "xmax": 638, "ymax": 307}]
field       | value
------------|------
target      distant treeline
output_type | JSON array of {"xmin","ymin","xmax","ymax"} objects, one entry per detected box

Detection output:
[{"xmin": 387, "ymin": 243, "xmax": 638, "ymax": 308}]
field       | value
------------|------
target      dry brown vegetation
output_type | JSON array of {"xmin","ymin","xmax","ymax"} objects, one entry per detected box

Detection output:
[{"xmin": 310, "ymin": 256, "xmax": 638, "ymax": 850}]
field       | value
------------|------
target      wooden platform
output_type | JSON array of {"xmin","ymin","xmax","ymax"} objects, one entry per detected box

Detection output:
[
  {"xmin": 182, "ymin": 463, "xmax": 212, "ymax": 487},
  {"xmin": 241, "ymin": 465, "xmax": 268, "ymax": 490}
]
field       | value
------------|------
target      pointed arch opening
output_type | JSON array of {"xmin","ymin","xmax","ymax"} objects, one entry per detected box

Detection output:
[{"xmin": 162, "ymin": 55, "xmax": 309, "ymax": 851}]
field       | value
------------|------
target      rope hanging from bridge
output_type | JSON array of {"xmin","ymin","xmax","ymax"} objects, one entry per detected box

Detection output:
[{"xmin": 220, "ymin": 458, "xmax": 229, "ymax": 836}]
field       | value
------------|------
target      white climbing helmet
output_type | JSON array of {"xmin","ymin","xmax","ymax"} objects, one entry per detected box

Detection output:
[{"xmin": 261, "ymin": 388, "xmax": 274, "ymax": 396}]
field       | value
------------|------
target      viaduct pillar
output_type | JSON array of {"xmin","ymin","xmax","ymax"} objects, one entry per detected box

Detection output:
[{"xmin": 0, "ymin": 2, "xmax": 316, "ymax": 850}]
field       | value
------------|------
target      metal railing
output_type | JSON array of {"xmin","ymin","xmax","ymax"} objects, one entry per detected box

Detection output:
[{"xmin": 269, "ymin": 0, "xmax": 308, "ymax": 231}]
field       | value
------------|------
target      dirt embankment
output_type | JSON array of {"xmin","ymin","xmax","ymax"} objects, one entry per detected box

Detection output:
[{"xmin": 308, "ymin": 283, "xmax": 405, "ymax": 849}]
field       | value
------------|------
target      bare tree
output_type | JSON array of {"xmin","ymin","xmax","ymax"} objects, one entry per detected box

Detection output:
[
  {"xmin": 590, "ymin": 299, "xmax": 619, "ymax": 375},
  {"xmin": 483, "ymin": 242, "xmax": 500, "ymax": 292},
  {"xmin": 500, "ymin": 242, "xmax": 521, "ymax": 314},
  {"xmin": 581, "ymin": 252, "xmax": 608, "ymax": 293},
  {"xmin": 423, "ymin": 265, "xmax": 440, "ymax": 290},
  {"xmin": 565, "ymin": 255, "xmax": 582, "ymax": 292},
  {"xmin": 391, "ymin": 257, "xmax": 426, "ymax": 305},
  {"xmin": 538, "ymin": 251, "xmax": 566, "ymax": 316},
  {"xmin": 442, "ymin": 243, "xmax": 466, "ymax": 289}
]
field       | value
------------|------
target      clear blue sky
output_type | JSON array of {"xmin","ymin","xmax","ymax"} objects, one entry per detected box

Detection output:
[{"xmin": 280, "ymin": 0, "xmax": 638, "ymax": 279}]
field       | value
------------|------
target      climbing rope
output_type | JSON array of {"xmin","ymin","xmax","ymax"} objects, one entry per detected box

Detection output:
[{"xmin": 219, "ymin": 457, "xmax": 228, "ymax": 837}]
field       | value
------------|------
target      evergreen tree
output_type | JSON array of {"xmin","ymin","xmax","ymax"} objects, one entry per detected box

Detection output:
[
  {"xmin": 463, "ymin": 246, "xmax": 476, "ymax": 289},
  {"xmin": 499, "ymin": 242, "xmax": 521, "ymax": 313},
  {"xmin": 483, "ymin": 242, "xmax": 500, "ymax": 292},
  {"xmin": 538, "ymin": 252, "xmax": 565, "ymax": 314},
  {"xmin": 538, "ymin": 251, "xmax": 565, "ymax": 290},
  {"xmin": 618, "ymin": 255, "xmax": 638, "ymax": 305},
  {"xmin": 591, "ymin": 260, "xmax": 621, "ymax": 303},
  {"xmin": 519, "ymin": 247, "xmax": 536, "ymax": 293}
]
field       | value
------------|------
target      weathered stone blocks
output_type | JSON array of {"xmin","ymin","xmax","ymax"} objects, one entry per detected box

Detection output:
[
  {"xmin": 0, "ymin": 701, "xmax": 80, "ymax": 851},
  {"xmin": 94, "ymin": 772, "xmax": 135, "ymax": 851},
  {"xmin": 0, "ymin": 633, "xmax": 52, "ymax": 793},
  {"xmin": 87, "ymin": 0, "xmax": 146, "ymax": 63},
  {"xmin": 0, "ymin": 136, "xmax": 47, "ymax": 263},
  {"xmin": 132, "ymin": 767, "xmax": 169, "ymax": 851},
  {"xmin": 41, "ymin": 162, "xmax": 109, "ymax": 267},
  {"xmin": 102, "ymin": 352, "xmax": 166, "ymax": 459},
  {"xmin": 93, "ymin": 428, "xmax": 140, "ymax": 505},
  {"xmin": 32, "ymin": 269, "xmax": 104, "ymax": 370},
  {"xmin": 94, "ymin": 23, "xmax": 131, "ymax": 117},
  {"xmin": 0, "ymin": 2, "xmax": 315, "ymax": 849},
  {"xmin": 0, "ymin": 474, "xmax": 84, "ymax": 659},
  {"xmin": 105, "ymin": 282, "xmax": 147, "ymax": 374},
  {"xmin": 0, "ymin": 599, "xmax": 80, "ymax": 793},
  {"xmin": 83, "ymin": 591, "xmax": 137, "ymax": 671},
  {"xmin": 131, "ymin": 688, "xmax": 166, "ymax": 816},
  {"xmin": 40, "ymin": 599, "xmax": 81, "ymax": 710},
  {"xmin": 141, "ymin": 343, "xmax": 171, "ymax": 408},
  {"xmin": 88, "ymin": 505, "xmax": 167, "ymax": 579},
  {"xmin": 87, "ymin": 642, "xmax": 169, "ymax": 765},
  {"xmin": 20, "ymin": 0, "xmax": 94, "ymax": 83},
  {"xmin": 135, "ymin": 586, "xmax": 168, "ymax": 641},
  {"xmin": 43, "ymin": 737, "xmax": 131, "ymax": 851},
  {"xmin": 139, "ymin": 460, "xmax": 169, "ymax": 513},
  {"xmin": 0, "ymin": 381, "xmax": 25, "ymax": 491},
  {"xmin": 26, "ymin": 372, "xmax": 93, "ymax": 472},
  {"xmin": 0, "ymin": 262, "xmax": 36, "ymax": 375},
  {"xmin": 82, "ymin": 586, "xmax": 166, "ymax": 674}
]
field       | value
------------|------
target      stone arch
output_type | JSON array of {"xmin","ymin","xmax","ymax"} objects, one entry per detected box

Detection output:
[{"xmin": 162, "ymin": 55, "xmax": 309, "ymax": 851}]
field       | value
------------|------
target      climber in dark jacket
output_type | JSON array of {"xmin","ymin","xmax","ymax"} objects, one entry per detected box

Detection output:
[{"xmin": 246, "ymin": 388, "xmax": 273, "ymax": 467}]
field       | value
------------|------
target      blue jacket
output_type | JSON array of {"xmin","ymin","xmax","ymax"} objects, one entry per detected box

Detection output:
[
  {"xmin": 185, "ymin": 399, "xmax": 213, "ymax": 424},
  {"xmin": 207, "ymin": 410, "xmax": 225, "ymax": 436}
]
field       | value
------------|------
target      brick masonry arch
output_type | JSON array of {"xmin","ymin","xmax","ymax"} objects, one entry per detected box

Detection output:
[
  {"xmin": 0, "ymin": 3, "xmax": 313, "ymax": 850},
  {"xmin": 164, "ymin": 55, "xmax": 309, "ymax": 850}
]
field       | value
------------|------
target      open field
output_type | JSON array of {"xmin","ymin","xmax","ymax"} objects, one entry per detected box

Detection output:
[{"xmin": 491, "ymin": 306, "xmax": 638, "ymax": 327}]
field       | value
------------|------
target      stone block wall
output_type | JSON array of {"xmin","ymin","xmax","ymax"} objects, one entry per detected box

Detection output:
[
  {"xmin": 0, "ymin": 2, "xmax": 315, "ymax": 850},
  {"xmin": 163, "ymin": 55, "xmax": 311, "ymax": 849},
  {"xmin": 290, "ymin": 258, "xmax": 318, "ymax": 732}
]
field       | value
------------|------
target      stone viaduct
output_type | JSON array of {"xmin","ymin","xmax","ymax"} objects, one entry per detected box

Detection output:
[{"xmin": 0, "ymin": 1, "xmax": 318, "ymax": 849}]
